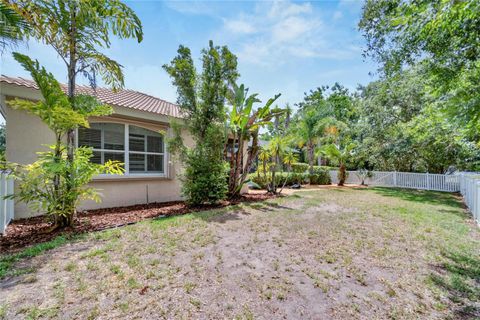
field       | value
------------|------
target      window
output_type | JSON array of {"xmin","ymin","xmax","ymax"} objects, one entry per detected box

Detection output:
[{"xmin": 78, "ymin": 123, "xmax": 166, "ymax": 175}]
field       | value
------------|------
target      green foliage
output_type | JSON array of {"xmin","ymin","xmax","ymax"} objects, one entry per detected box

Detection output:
[
  {"xmin": 10, "ymin": 146, "xmax": 123, "ymax": 219},
  {"xmin": 359, "ymin": 0, "xmax": 480, "ymax": 138},
  {"xmin": 0, "ymin": 2, "xmax": 29, "ymax": 52},
  {"xmin": 249, "ymin": 169, "xmax": 330, "ymax": 188},
  {"xmin": 226, "ymin": 83, "xmax": 281, "ymax": 196},
  {"xmin": 354, "ymin": 66, "xmax": 480, "ymax": 172},
  {"xmin": 9, "ymin": 53, "xmax": 113, "ymax": 134},
  {"xmin": 250, "ymin": 172, "xmax": 306, "ymax": 189},
  {"xmin": 163, "ymin": 41, "xmax": 238, "ymax": 205},
  {"xmin": 164, "ymin": 41, "xmax": 238, "ymax": 139},
  {"xmin": 291, "ymin": 162, "xmax": 333, "ymax": 174},
  {"xmin": 181, "ymin": 140, "xmax": 229, "ymax": 206},
  {"xmin": 291, "ymin": 84, "xmax": 354, "ymax": 174},
  {"xmin": 308, "ymin": 171, "xmax": 331, "ymax": 185},
  {"xmin": 7, "ymin": 0, "xmax": 143, "ymax": 90},
  {"xmin": 321, "ymin": 143, "xmax": 355, "ymax": 186},
  {"xmin": 7, "ymin": 53, "xmax": 120, "ymax": 226},
  {"xmin": 291, "ymin": 162, "xmax": 309, "ymax": 173},
  {"xmin": 182, "ymin": 153, "xmax": 228, "ymax": 206}
]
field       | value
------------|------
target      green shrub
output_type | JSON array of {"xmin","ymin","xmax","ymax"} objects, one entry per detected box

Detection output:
[
  {"xmin": 291, "ymin": 162, "xmax": 309, "ymax": 173},
  {"xmin": 309, "ymin": 172, "xmax": 331, "ymax": 185},
  {"xmin": 181, "ymin": 145, "xmax": 229, "ymax": 206},
  {"xmin": 291, "ymin": 162, "xmax": 334, "ymax": 174},
  {"xmin": 248, "ymin": 170, "xmax": 331, "ymax": 188},
  {"xmin": 309, "ymin": 167, "xmax": 332, "ymax": 185}
]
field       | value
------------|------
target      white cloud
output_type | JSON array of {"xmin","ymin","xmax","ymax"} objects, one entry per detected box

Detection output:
[
  {"xmin": 333, "ymin": 10, "xmax": 343, "ymax": 20},
  {"xmin": 217, "ymin": 0, "xmax": 358, "ymax": 66},
  {"xmin": 271, "ymin": 16, "xmax": 319, "ymax": 43},
  {"xmin": 224, "ymin": 18, "xmax": 256, "ymax": 34},
  {"xmin": 164, "ymin": 1, "xmax": 217, "ymax": 16}
]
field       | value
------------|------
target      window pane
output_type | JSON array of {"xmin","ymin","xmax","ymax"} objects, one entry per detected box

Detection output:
[
  {"xmin": 147, "ymin": 136, "xmax": 163, "ymax": 153},
  {"xmin": 129, "ymin": 134, "xmax": 145, "ymax": 152},
  {"xmin": 104, "ymin": 152, "xmax": 124, "ymax": 164},
  {"xmin": 103, "ymin": 123, "xmax": 124, "ymax": 150},
  {"xmin": 129, "ymin": 153, "xmax": 145, "ymax": 172},
  {"xmin": 129, "ymin": 125, "xmax": 163, "ymax": 153},
  {"xmin": 147, "ymin": 154, "xmax": 163, "ymax": 172},
  {"xmin": 91, "ymin": 151, "xmax": 102, "ymax": 164},
  {"xmin": 78, "ymin": 127, "xmax": 101, "ymax": 149}
]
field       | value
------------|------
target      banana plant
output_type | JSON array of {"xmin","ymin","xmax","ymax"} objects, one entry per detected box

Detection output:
[{"xmin": 226, "ymin": 83, "xmax": 281, "ymax": 197}]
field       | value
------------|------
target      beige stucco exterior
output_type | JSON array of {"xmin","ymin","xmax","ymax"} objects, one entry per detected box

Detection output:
[{"xmin": 0, "ymin": 82, "xmax": 193, "ymax": 219}]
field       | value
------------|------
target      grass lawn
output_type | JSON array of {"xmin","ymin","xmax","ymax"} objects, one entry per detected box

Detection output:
[{"xmin": 0, "ymin": 187, "xmax": 479, "ymax": 319}]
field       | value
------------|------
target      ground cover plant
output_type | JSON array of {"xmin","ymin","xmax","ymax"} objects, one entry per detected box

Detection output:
[{"xmin": 1, "ymin": 187, "xmax": 478, "ymax": 319}]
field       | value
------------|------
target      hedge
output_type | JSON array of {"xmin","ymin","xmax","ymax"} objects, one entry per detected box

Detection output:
[
  {"xmin": 291, "ymin": 162, "xmax": 336, "ymax": 174},
  {"xmin": 248, "ymin": 169, "xmax": 331, "ymax": 188}
]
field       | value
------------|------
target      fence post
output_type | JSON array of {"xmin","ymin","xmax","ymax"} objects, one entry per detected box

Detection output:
[
  {"xmin": 393, "ymin": 171, "xmax": 397, "ymax": 186},
  {"xmin": 426, "ymin": 172, "xmax": 430, "ymax": 190},
  {"xmin": 0, "ymin": 173, "xmax": 5, "ymax": 234},
  {"xmin": 476, "ymin": 181, "xmax": 480, "ymax": 226}
]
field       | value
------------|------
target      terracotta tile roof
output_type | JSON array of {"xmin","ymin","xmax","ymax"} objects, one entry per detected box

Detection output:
[{"xmin": 0, "ymin": 75, "xmax": 182, "ymax": 118}]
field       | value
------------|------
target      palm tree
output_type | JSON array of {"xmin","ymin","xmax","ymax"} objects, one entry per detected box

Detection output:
[
  {"xmin": 279, "ymin": 150, "xmax": 298, "ymax": 193},
  {"xmin": 0, "ymin": 2, "xmax": 29, "ymax": 53},
  {"xmin": 292, "ymin": 108, "xmax": 322, "ymax": 175},
  {"xmin": 321, "ymin": 143, "xmax": 355, "ymax": 186},
  {"xmin": 266, "ymin": 136, "xmax": 287, "ymax": 194}
]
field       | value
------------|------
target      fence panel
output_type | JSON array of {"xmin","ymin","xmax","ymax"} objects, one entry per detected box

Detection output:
[
  {"xmin": 458, "ymin": 173, "xmax": 480, "ymax": 226},
  {"xmin": 0, "ymin": 172, "xmax": 14, "ymax": 235}
]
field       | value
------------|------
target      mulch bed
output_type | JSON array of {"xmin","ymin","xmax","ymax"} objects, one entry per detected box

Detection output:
[{"xmin": 1, "ymin": 193, "xmax": 276, "ymax": 254}]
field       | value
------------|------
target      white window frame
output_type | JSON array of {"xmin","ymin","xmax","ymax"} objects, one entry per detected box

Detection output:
[{"xmin": 76, "ymin": 123, "xmax": 168, "ymax": 179}]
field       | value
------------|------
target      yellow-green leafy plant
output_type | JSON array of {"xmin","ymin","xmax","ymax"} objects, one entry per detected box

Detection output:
[{"xmin": 6, "ymin": 53, "xmax": 123, "ymax": 228}]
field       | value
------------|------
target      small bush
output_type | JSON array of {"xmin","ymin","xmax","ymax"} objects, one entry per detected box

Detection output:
[
  {"xmin": 291, "ymin": 163, "xmax": 309, "ymax": 173},
  {"xmin": 309, "ymin": 172, "xmax": 331, "ymax": 185},
  {"xmin": 181, "ymin": 146, "xmax": 229, "ymax": 206}
]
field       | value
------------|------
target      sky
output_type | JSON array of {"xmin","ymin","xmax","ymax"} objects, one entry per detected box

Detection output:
[{"xmin": 0, "ymin": 0, "xmax": 377, "ymax": 111}]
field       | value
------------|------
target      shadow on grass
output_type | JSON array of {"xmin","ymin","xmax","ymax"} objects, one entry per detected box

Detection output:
[
  {"xmin": 370, "ymin": 187, "xmax": 463, "ymax": 208},
  {"xmin": 430, "ymin": 251, "xmax": 480, "ymax": 319}
]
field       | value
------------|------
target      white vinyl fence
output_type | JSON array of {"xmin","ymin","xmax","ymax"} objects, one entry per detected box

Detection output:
[
  {"xmin": 329, "ymin": 170, "xmax": 480, "ymax": 226},
  {"xmin": 329, "ymin": 170, "xmax": 460, "ymax": 192},
  {"xmin": 459, "ymin": 173, "xmax": 480, "ymax": 226},
  {"xmin": 0, "ymin": 171, "xmax": 14, "ymax": 235}
]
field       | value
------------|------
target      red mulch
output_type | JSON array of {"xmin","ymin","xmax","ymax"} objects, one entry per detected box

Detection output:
[{"xmin": 0, "ymin": 193, "xmax": 275, "ymax": 254}]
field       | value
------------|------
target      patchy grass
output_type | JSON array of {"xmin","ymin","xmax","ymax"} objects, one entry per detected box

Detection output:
[
  {"xmin": 0, "ymin": 236, "xmax": 68, "ymax": 279},
  {"xmin": 1, "ymin": 187, "xmax": 479, "ymax": 319}
]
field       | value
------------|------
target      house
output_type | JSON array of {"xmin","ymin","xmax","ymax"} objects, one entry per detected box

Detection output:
[{"xmin": 0, "ymin": 75, "xmax": 194, "ymax": 219}]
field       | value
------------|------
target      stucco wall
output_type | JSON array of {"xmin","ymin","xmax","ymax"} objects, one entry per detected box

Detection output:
[{"xmin": 0, "ymin": 83, "xmax": 192, "ymax": 219}]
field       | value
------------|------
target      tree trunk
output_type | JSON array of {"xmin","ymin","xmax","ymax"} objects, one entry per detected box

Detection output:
[
  {"xmin": 235, "ymin": 131, "xmax": 259, "ymax": 197},
  {"xmin": 307, "ymin": 141, "xmax": 314, "ymax": 175},
  {"xmin": 233, "ymin": 136, "xmax": 244, "ymax": 194},
  {"xmin": 338, "ymin": 163, "xmax": 346, "ymax": 186},
  {"xmin": 228, "ymin": 134, "xmax": 237, "ymax": 195},
  {"xmin": 62, "ymin": 2, "xmax": 78, "ymax": 228}
]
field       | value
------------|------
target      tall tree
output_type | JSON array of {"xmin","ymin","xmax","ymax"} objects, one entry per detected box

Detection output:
[
  {"xmin": 359, "ymin": 0, "xmax": 480, "ymax": 138},
  {"xmin": 164, "ymin": 41, "xmax": 239, "ymax": 205},
  {"xmin": 6, "ymin": 0, "xmax": 143, "ymax": 225}
]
